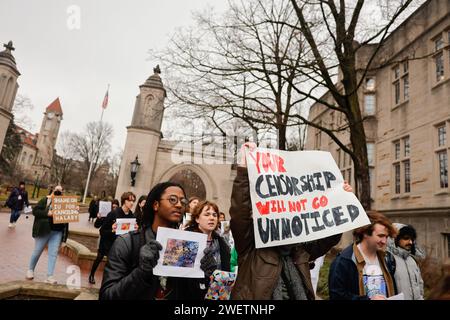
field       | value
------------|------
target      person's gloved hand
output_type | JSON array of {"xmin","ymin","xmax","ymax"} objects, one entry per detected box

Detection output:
[
  {"xmin": 139, "ymin": 240, "xmax": 163, "ymax": 275},
  {"xmin": 200, "ymin": 247, "xmax": 217, "ymax": 279}
]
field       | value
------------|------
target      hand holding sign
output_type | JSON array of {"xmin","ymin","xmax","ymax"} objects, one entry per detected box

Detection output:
[{"xmin": 238, "ymin": 142, "xmax": 257, "ymax": 168}]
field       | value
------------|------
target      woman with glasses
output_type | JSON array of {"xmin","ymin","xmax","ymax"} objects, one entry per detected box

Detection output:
[
  {"xmin": 185, "ymin": 200, "xmax": 231, "ymax": 297},
  {"xmin": 99, "ymin": 182, "xmax": 214, "ymax": 300},
  {"xmin": 89, "ymin": 192, "xmax": 136, "ymax": 285}
]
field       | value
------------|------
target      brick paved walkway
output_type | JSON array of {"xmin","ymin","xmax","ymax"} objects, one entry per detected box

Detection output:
[{"xmin": 0, "ymin": 212, "xmax": 101, "ymax": 290}]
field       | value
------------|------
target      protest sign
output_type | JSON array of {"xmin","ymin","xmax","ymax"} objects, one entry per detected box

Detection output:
[
  {"xmin": 115, "ymin": 218, "xmax": 137, "ymax": 235},
  {"xmin": 98, "ymin": 201, "xmax": 112, "ymax": 217},
  {"xmin": 245, "ymin": 147, "xmax": 370, "ymax": 249},
  {"xmin": 51, "ymin": 196, "xmax": 79, "ymax": 224},
  {"xmin": 153, "ymin": 227, "xmax": 207, "ymax": 278}
]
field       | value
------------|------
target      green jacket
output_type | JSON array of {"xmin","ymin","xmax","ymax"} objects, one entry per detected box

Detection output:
[
  {"xmin": 32, "ymin": 196, "xmax": 68, "ymax": 242},
  {"xmin": 230, "ymin": 247, "xmax": 238, "ymax": 272}
]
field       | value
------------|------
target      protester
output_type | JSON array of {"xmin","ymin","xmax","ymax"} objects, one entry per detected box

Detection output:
[
  {"xmin": 329, "ymin": 211, "xmax": 397, "ymax": 300},
  {"xmin": 88, "ymin": 196, "xmax": 99, "ymax": 223},
  {"xmin": 25, "ymin": 185, "xmax": 68, "ymax": 284},
  {"xmin": 219, "ymin": 212, "xmax": 226, "ymax": 222},
  {"xmin": 386, "ymin": 223, "xmax": 425, "ymax": 300},
  {"xmin": 185, "ymin": 200, "xmax": 231, "ymax": 297},
  {"xmin": 229, "ymin": 143, "xmax": 352, "ymax": 300},
  {"xmin": 89, "ymin": 193, "xmax": 136, "ymax": 284},
  {"xmin": 134, "ymin": 195, "xmax": 147, "ymax": 227},
  {"xmin": 99, "ymin": 182, "xmax": 216, "ymax": 300},
  {"xmin": 6, "ymin": 181, "xmax": 29, "ymax": 228},
  {"xmin": 181, "ymin": 196, "xmax": 200, "ymax": 229}
]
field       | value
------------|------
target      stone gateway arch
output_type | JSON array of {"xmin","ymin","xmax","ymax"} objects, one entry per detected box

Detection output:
[{"xmin": 115, "ymin": 67, "xmax": 235, "ymax": 215}]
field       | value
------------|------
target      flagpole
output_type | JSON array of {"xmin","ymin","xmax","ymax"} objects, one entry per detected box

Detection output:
[{"xmin": 82, "ymin": 84, "xmax": 109, "ymax": 204}]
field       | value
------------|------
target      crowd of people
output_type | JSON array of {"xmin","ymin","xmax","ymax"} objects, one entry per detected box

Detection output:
[{"xmin": 4, "ymin": 142, "xmax": 446, "ymax": 300}]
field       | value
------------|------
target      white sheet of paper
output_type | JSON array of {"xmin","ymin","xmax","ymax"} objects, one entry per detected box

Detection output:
[
  {"xmin": 115, "ymin": 218, "xmax": 136, "ymax": 235},
  {"xmin": 99, "ymin": 201, "xmax": 111, "ymax": 217},
  {"xmin": 24, "ymin": 206, "xmax": 32, "ymax": 214},
  {"xmin": 153, "ymin": 227, "xmax": 207, "ymax": 278},
  {"xmin": 387, "ymin": 293, "xmax": 404, "ymax": 300}
]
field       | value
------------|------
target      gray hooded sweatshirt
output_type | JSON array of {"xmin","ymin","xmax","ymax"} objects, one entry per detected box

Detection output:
[{"xmin": 387, "ymin": 223, "xmax": 425, "ymax": 300}]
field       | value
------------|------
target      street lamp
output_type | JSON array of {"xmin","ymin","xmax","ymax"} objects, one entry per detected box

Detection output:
[{"xmin": 130, "ymin": 155, "xmax": 141, "ymax": 187}]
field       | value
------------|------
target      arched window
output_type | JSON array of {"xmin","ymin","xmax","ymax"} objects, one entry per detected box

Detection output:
[
  {"xmin": 29, "ymin": 154, "xmax": 34, "ymax": 165},
  {"xmin": 21, "ymin": 151, "xmax": 27, "ymax": 164},
  {"xmin": 169, "ymin": 169, "xmax": 206, "ymax": 200}
]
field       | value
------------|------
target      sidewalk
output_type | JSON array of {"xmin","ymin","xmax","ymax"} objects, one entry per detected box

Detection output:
[{"xmin": 0, "ymin": 212, "xmax": 101, "ymax": 290}]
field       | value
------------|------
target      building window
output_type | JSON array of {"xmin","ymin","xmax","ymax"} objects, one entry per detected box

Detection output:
[
  {"xmin": 395, "ymin": 163, "xmax": 401, "ymax": 194},
  {"xmin": 29, "ymin": 154, "xmax": 33, "ymax": 165},
  {"xmin": 403, "ymin": 61, "xmax": 409, "ymax": 73},
  {"xmin": 394, "ymin": 81, "xmax": 400, "ymax": 105},
  {"xmin": 394, "ymin": 141, "xmax": 400, "ymax": 160},
  {"xmin": 314, "ymin": 127, "xmax": 322, "ymax": 150},
  {"xmin": 404, "ymin": 137, "xmax": 410, "ymax": 157},
  {"xmin": 393, "ymin": 136, "xmax": 411, "ymax": 195},
  {"xmin": 394, "ymin": 66, "xmax": 400, "ymax": 79},
  {"xmin": 366, "ymin": 78, "xmax": 376, "ymax": 91},
  {"xmin": 403, "ymin": 76, "xmax": 409, "ymax": 100},
  {"xmin": 436, "ymin": 52, "xmax": 444, "ymax": 82},
  {"xmin": 438, "ymin": 151, "xmax": 448, "ymax": 189},
  {"xmin": 438, "ymin": 125, "xmax": 447, "ymax": 147},
  {"xmin": 364, "ymin": 94, "xmax": 376, "ymax": 115},
  {"xmin": 404, "ymin": 160, "xmax": 411, "ymax": 193},
  {"xmin": 435, "ymin": 36, "xmax": 444, "ymax": 51}
]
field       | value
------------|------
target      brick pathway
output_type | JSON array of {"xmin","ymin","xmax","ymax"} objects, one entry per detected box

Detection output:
[{"xmin": 0, "ymin": 211, "xmax": 101, "ymax": 290}]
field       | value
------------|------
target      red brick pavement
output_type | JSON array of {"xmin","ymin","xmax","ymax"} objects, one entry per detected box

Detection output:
[{"xmin": 0, "ymin": 212, "xmax": 101, "ymax": 290}]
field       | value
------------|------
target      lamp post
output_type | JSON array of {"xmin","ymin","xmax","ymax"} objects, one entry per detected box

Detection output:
[{"xmin": 130, "ymin": 155, "xmax": 140, "ymax": 187}]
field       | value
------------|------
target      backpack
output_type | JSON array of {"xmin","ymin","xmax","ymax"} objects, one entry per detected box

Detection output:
[{"xmin": 5, "ymin": 192, "xmax": 15, "ymax": 209}]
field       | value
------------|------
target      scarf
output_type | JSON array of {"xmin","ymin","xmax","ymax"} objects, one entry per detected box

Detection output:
[{"xmin": 272, "ymin": 245, "xmax": 308, "ymax": 300}]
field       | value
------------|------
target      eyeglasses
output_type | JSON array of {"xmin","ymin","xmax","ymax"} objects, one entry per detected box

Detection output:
[{"xmin": 160, "ymin": 195, "xmax": 189, "ymax": 206}]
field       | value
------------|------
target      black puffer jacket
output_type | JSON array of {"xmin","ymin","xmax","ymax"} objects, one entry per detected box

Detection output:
[
  {"xmin": 99, "ymin": 227, "xmax": 209, "ymax": 300},
  {"xmin": 98, "ymin": 207, "xmax": 134, "ymax": 255}
]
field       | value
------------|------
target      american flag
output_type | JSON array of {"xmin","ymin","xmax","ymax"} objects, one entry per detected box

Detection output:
[{"xmin": 102, "ymin": 88, "xmax": 109, "ymax": 109}]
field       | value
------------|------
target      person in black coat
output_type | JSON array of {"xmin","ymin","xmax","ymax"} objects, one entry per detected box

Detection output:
[
  {"xmin": 88, "ymin": 196, "xmax": 99, "ymax": 223},
  {"xmin": 99, "ymin": 182, "xmax": 217, "ymax": 300},
  {"xmin": 89, "ymin": 195, "xmax": 136, "ymax": 284},
  {"xmin": 7, "ymin": 181, "xmax": 29, "ymax": 228}
]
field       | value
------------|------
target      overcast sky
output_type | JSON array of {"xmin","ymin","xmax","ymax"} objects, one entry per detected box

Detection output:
[{"xmin": 0, "ymin": 0, "xmax": 227, "ymax": 153}]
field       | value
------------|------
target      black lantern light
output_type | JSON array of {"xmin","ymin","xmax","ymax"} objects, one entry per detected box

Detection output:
[{"xmin": 130, "ymin": 155, "xmax": 141, "ymax": 186}]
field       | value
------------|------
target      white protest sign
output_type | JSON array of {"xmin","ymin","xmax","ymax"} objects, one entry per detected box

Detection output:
[
  {"xmin": 98, "ymin": 201, "xmax": 112, "ymax": 217},
  {"xmin": 115, "ymin": 218, "xmax": 136, "ymax": 235},
  {"xmin": 153, "ymin": 227, "xmax": 207, "ymax": 278},
  {"xmin": 246, "ymin": 148, "xmax": 370, "ymax": 249}
]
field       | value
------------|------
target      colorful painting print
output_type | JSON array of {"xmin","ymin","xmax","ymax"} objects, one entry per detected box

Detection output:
[{"xmin": 162, "ymin": 239, "xmax": 199, "ymax": 268}]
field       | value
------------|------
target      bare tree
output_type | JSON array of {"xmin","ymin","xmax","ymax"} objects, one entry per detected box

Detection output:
[
  {"xmin": 283, "ymin": 0, "xmax": 423, "ymax": 209},
  {"xmin": 70, "ymin": 121, "xmax": 113, "ymax": 194},
  {"xmin": 152, "ymin": 0, "xmax": 313, "ymax": 150},
  {"xmin": 50, "ymin": 131, "xmax": 78, "ymax": 186},
  {"xmin": 11, "ymin": 94, "xmax": 35, "ymax": 131}
]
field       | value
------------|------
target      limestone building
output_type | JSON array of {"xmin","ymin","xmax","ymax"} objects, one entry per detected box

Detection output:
[
  {"xmin": 15, "ymin": 98, "xmax": 63, "ymax": 182},
  {"xmin": 305, "ymin": 0, "xmax": 450, "ymax": 262}
]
